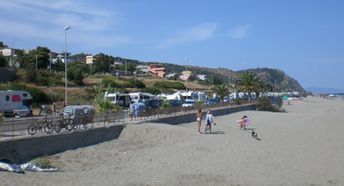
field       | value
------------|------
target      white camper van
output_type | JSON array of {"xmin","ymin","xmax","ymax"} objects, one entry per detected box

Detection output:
[
  {"xmin": 129, "ymin": 92, "xmax": 156, "ymax": 103},
  {"xmin": 105, "ymin": 92, "xmax": 131, "ymax": 107},
  {"xmin": 0, "ymin": 90, "xmax": 33, "ymax": 117}
]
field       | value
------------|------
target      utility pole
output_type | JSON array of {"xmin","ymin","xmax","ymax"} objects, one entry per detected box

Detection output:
[{"xmin": 125, "ymin": 59, "xmax": 127, "ymax": 76}]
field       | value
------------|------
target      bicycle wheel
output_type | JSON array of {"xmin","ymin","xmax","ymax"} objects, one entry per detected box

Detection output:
[
  {"xmin": 65, "ymin": 119, "xmax": 74, "ymax": 131},
  {"xmin": 27, "ymin": 125, "xmax": 37, "ymax": 135},
  {"xmin": 54, "ymin": 121, "xmax": 63, "ymax": 133},
  {"xmin": 72, "ymin": 120, "xmax": 79, "ymax": 130},
  {"xmin": 82, "ymin": 119, "xmax": 88, "ymax": 129},
  {"xmin": 43, "ymin": 122, "xmax": 54, "ymax": 134}
]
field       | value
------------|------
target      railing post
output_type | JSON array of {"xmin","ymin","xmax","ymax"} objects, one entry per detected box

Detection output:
[
  {"xmin": 122, "ymin": 110, "xmax": 125, "ymax": 125},
  {"xmin": 11, "ymin": 118, "xmax": 14, "ymax": 140}
]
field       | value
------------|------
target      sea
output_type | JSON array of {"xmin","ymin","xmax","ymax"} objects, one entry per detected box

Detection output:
[{"xmin": 324, "ymin": 93, "xmax": 344, "ymax": 99}]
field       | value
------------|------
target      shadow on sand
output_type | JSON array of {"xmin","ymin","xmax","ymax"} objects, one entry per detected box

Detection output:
[{"xmin": 203, "ymin": 131, "xmax": 225, "ymax": 135}]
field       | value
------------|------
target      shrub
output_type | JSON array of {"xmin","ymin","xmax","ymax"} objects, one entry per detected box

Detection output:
[
  {"xmin": 234, "ymin": 98, "xmax": 242, "ymax": 105},
  {"xmin": 32, "ymin": 156, "xmax": 54, "ymax": 169},
  {"xmin": 195, "ymin": 100, "xmax": 204, "ymax": 107},
  {"xmin": 160, "ymin": 100, "xmax": 170, "ymax": 109},
  {"xmin": 154, "ymin": 81, "xmax": 185, "ymax": 90},
  {"xmin": 142, "ymin": 87, "xmax": 161, "ymax": 95},
  {"xmin": 125, "ymin": 78, "xmax": 145, "ymax": 88},
  {"xmin": 36, "ymin": 70, "xmax": 63, "ymax": 86},
  {"xmin": 256, "ymin": 97, "xmax": 282, "ymax": 112},
  {"xmin": 48, "ymin": 92, "xmax": 64, "ymax": 102},
  {"xmin": 101, "ymin": 76, "xmax": 117, "ymax": 88}
]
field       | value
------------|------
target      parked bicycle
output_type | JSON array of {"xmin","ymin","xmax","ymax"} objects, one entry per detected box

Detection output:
[
  {"xmin": 54, "ymin": 114, "xmax": 74, "ymax": 133},
  {"xmin": 27, "ymin": 115, "xmax": 54, "ymax": 135},
  {"xmin": 62, "ymin": 105, "xmax": 95, "ymax": 130}
]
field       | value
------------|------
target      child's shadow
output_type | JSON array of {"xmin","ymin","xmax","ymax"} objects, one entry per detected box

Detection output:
[{"xmin": 204, "ymin": 131, "xmax": 225, "ymax": 135}]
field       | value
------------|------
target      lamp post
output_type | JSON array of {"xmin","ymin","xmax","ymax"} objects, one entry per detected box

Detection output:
[
  {"xmin": 64, "ymin": 25, "xmax": 71, "ymax": 106},
  {"xmin": 184, "ymin": 57, "xmax": 189, "ymax": 92}
]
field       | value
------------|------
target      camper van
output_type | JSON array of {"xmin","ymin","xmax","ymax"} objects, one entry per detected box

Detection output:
[
  {"xmin": 0, "ymin": 90, "xmax": 33, "ymax": 117},
  {"xmin": 105, "ymin": 92, "xmax": 131, "ymax": 107},
  {"xmin": 129, "ymin": 92, "xmax": 161, "ymax": 108}
]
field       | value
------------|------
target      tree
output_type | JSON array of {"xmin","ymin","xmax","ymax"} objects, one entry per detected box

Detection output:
[
  {"xmin": 52, "ymin": 58, "xmax": 65, "ymax": 72},
  {"xmin": 25, "ymin": 63, "xmax": 37, "ymax": 82},
  {"xmin": 235, "ymin": 72, "xmax": 265, "ymax": 99},
  {"xmin": 31, "ymin": 46, "xmax": 51, "ymax": 69},
  {"xmin": 94, "ymin": 85, "xmax": 119, "ymax": 122},
  {"xmin": 0, "ymin": 55, "xmax": 8, "ymax": 67},
  {"xmin": 212, "ymin": 84, "xmax": 229, "ymax": 102},
  {"xmin": 213, "ymin": 75, "xmax": 224, "ymax": 85},
  {"xmin": 0, "ymin": 41, "xmax": 8, "ymax": 49},
  {"xmin": 15, "ymin": 49, "xmax": 33, "ymax": 69},
  {"xmin": 68, "ymin": 62, "xmax": 87, "ymax": 86},
  {"xmin": 93, "ymin": 53, "xmax": 114, "ymax": 73}
]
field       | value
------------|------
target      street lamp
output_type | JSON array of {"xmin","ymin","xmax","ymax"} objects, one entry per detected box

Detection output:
[
  {"xmin": 184, "ymin": 57, "xmax": 189, "ymax": 91},
  {"xmin": 64, "ymin": 25, "xmax": 71, "ymax": 106}
]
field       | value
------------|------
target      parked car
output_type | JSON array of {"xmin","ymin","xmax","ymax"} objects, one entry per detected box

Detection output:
[
  {"xmin": 63, "ymin": 105, "xmax": 95, "ymax": 123},
  {"xmin": 13, "ymin": 106, "xmax": 32, "ymax": 117},
  {"xmin": 182, "ymin": 99, "xmax": 196, "ymax": 107},
  {"xmin": 167, "ymin": 99, "xmax": 183, "ymax": 107},
  {"xmin": 149, "ymin": 99, "xmax": 161, "ymax": 108},
  {"xmin": 206, "ymin": 98, "xmax": 220, "ymax": 105}
]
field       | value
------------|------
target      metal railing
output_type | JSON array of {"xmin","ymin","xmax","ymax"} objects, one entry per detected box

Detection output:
[
  {"xmin": 0, "ymin": 100, "xmax": 255, "ymax": 141},
  {"xmin": 0, "ymin": 111, "xmax": 126, "ymax": 141}
]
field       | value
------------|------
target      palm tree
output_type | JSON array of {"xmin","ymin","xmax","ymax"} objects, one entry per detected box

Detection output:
[
  {"xmin": 94, "ymin": 85, "xmax": 119, "ymax": 122},
  {"xmin": 235, "ymin": 71, "xmax": 265, "ymax": 99},
  {"xmin": 212, "ymin": 84, "xmax": 229, "ymax": 102}
]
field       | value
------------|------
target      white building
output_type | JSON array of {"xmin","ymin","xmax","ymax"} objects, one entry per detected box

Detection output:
[
  {"xmin": 136, "ymin": 65, "xmax": 149, "ymax": 75},
  {"xmin": 86, "ymin": 56, "xmax": 93, "ymax": 64},
  {"xmin": 196, "ymin": 74, "xmax": 207, "ymax": 81},
  {"xmin": 0, "ymin": 48, "xmax": 14, "ymax": 57}
]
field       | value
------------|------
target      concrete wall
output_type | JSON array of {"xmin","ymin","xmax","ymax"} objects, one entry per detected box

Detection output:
[
  {"xmin": 151, "ymin": 104, "xmax": 256, "ymax": 125},
  {"xmin": 0, "ymin": 68, "xmax": 16, "ymax": 82},
  {"xmin": 0, "ymin": 125, "xmax": 124, "ymax": 164},
  {"xmin": 0, "ymin": 104, "xmax": 255, "ymax": 164}
]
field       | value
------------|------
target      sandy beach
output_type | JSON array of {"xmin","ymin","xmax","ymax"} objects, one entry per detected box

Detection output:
[{"xmin": 1, "ymin": 96, "xmax": 344, "ymax": 185}]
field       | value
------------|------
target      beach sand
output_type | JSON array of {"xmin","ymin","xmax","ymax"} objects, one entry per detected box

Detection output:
[{"xmin": 1, "ymin": 96, "xmax": 344, "ymax": 185}]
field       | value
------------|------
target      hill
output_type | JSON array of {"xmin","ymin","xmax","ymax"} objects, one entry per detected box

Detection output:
[{"xmin": 143, "ymin": 62, "xmax": 305, "ymax": 93}]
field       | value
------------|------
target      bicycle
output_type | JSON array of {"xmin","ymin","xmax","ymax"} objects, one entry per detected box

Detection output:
[
  {"xmin": 54, "ymin": 115, "xmax": 74, "ymax": 133},
  {"xmin": 27, "ymin": 116, "xmax": 54, "ymax": 135},
  {"xmin": 72, "ymin": 107, "xmax": 94, "ymax": 130}
]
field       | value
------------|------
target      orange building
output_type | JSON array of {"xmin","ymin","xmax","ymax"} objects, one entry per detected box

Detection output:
[{"xmin": 148, "ymin": 64, "xmax": 165, "ymax": 78}]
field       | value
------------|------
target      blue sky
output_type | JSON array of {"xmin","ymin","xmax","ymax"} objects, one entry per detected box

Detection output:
[{"xmin": 1, "ymin": 0, "xmax": 344, "ymax": 90}]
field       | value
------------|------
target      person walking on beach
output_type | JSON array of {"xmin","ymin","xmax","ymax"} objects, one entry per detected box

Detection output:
[
  {"xmin": 196, "ymin": 108, "xmax": 202, "ymax": 134},
  {"xmin": 129, "ymin": 102, "xmax": 134, "ymax": 121},
  {"xmin": 205, "ymin": 109, "xmax": 216, "ymax": 134}
]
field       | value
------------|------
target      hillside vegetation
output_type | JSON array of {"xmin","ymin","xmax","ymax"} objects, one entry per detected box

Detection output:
[{"xmin": 0, "ymin": 41, "xmax": 305, "ymax": 110}]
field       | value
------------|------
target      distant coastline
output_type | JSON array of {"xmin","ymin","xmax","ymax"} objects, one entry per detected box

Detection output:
[{"xmin": 306, "ymin": 87, "xmax": 344, "ymax": 94}]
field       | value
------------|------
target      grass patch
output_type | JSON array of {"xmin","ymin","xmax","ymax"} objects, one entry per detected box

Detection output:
[{"xmin": 32, "ymin": 156, "xmax": 54, "ymax": 169}]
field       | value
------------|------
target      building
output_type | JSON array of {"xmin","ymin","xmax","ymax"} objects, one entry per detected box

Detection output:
[
  {"xmin": 165, "ymin": 73, "xmax": 178, "ymax": 80},
  {"xmin": 179, "ymin": 70, "xmax": 192, "ymax": 81},
  {"xmin": 86, "ymin": 56, "xmax": 93, "ymax": 64},
  {"xmin": 136, "ymin": 65, "xmax": 149, "ymax": 76},
  {"xmin": 50, "ymin": 51, "xmax": 70, "ymax": 63},
  {"xmin": 148, "ymin": 64, "xmax": 165, "ymax": 78},
  {"xmin": 0, "ymin": 48, "xmax": 14, "ymax": 57},
  {"xmin": 196, "ymin": 74, "xmax": 207, "ymax": 81}
]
